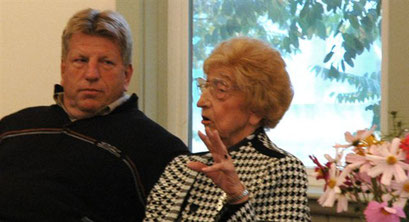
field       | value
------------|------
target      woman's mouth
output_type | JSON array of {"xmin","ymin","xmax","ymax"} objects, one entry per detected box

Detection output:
[{"xmin": 201, "ymin": 116, "xmax": 211, "ymax": 125}]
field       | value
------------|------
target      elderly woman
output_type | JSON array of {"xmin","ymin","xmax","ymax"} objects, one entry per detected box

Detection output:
[{"xmin": 144, "ymin": 37, "xmax": 311, "ymax": 221}]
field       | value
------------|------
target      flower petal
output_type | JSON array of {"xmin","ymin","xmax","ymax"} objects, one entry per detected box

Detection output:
[{"xmin": 394, "ymin": 164, "xmax": 408, "ymax": 182}]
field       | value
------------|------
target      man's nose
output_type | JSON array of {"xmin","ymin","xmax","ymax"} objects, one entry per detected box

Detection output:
[{"xmin": 85, "ymin": 60, "xmax": 100, "ymax": 81}]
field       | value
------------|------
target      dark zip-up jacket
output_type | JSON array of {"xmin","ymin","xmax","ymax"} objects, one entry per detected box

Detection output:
[{"xmin": 0, "ymin": 93, "xmax": 188, "ymax": 222}]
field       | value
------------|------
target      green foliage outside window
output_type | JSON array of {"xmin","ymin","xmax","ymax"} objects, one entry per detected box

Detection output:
[{"xmin": 192, "ymin": 0, "xmax": 381, "ymax": 126}]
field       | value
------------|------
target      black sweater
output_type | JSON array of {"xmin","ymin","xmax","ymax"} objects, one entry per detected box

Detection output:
[{"xmin": 0, "ymin": 94, "xmax": 188, "ymax": 222}]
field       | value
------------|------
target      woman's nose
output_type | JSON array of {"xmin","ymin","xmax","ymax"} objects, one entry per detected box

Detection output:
[{"xmin": 197, "ymin": 92, "xmax": 210, "ymax": 108}]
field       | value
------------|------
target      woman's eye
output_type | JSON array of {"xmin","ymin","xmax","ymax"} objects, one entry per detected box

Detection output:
[
  {"xmin": 216, "ymin": 87, "xmax": 228, "ymax": 93},
  {"xmin": 215, "ymin": 83, "xmax": 229, "ymax": 92}
]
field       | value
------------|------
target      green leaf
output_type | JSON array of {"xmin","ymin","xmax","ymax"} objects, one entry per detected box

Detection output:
[
  {"xmin": 353, "ymin": 1, "xmax": 365, "ymax": 15},
  {"xmin": 323, "ymin": 51, "xmax": 334, "ymax": 63},
  {"xmin": 343, "ymin": 53, "xmax": 355, "ymax": 67},
  {"xmin": 353, "ymin": 37, "xmax": 364, "ymax": 54},
  {"xmin": 348, "ymin": 15, "xmax": 360, "ymax": 29},
  {"xmin": 299, "ymin": 3, "xmax": 309, "ymax": 19},
  {"xmin": 315, "ymin": 20, "xmax": 327, "ymax": 39},
  {"xmin": 290, "ymin": 0, "xmax": 297, "ymax": 14},
  {"xmin": 334, "ymin": 20, "xmax": 343, "ymax": 36},
  {"xmin": 362, "ymin": 17, "xmax": 374, "ymax": 33},
  {"xmin": 283, "ymin": 37, "xmax": 291, "ymax": 52},
  {"xmin": 313, "ymin": 3, "xmax": 324, "ymax": 19},
  {"xmin": 221, "ymin": 1, "xmax": 233, "ymax": 15},
  {"xmin": 341, "ymin": 60, "xmax": 345, "ymax": 72},
  {"xmin": 328, "ymin": 65, "xmax": 340, "ymax": 78}
]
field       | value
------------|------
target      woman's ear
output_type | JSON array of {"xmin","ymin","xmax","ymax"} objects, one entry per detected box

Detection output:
[{"xmin": 249, "ymin": 111, "xmax": 262, "ymax": 126}]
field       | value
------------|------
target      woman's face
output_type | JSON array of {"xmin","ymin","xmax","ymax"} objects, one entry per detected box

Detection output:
[{"xmin": 197, "ymin": 66, "xmax": 261, "ymax": 147}]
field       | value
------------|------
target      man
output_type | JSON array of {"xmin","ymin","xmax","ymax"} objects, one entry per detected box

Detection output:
[{"xmin": 0, "ymin": 8, "xmax": 187, "ymax": 222}]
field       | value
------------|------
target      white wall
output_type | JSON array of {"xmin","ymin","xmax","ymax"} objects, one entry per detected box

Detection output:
[
  {"xmin": 0, "ymin": 0, "xmax": 115, "ymax": 118},
  {"xmin": 381, "ymin": 0, "xmax": 409, "ymax": 133},
  {"xmin": 0, "ymin": 0, "xmax": 188, "ymax": 143}
]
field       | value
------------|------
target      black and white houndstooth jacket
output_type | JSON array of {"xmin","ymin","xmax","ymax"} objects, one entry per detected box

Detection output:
[{"xmin": 144, "ymin": 128, "xmax": 311, "ymax": 222}]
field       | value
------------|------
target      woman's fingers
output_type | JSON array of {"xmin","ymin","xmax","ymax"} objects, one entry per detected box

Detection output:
[
  {"xmin": 193, "ymin": 129, "xmax": 243, "ymax": 194},
  {"xmin": 187, "ymin": 161, "xmax": 207, "ymax": 172},
  {"xmin": 198, "ymin": 130, "xmax": 213, "ymax": 151},
  {"xmin": 201, "ymin": 162, "xmax": 224, "ymax": 172},
  {"xmin": 205, "ymin": 128, "xmax": 222, "ymax": 150},
  {"xmin": 203, "ymin": 128, "xmax": 229, "ymax": 158}
]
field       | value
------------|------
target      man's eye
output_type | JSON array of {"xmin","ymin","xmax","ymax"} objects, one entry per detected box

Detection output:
[
  {"xmin": 72, "ymin": 58, "xmax": 87, "ymax": 67},
  {"xmin": 73, "ymin": 58, "xmax": 87, "ymax": 63},
  {"xmin": 102, "ymin": 59, "xmax": 115, "ymax": 66}
]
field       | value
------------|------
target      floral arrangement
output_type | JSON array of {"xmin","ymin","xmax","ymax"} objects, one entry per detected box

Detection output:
[{"xmin": 310, "ymin": 125, "xmax": 409, "ymax": 222}]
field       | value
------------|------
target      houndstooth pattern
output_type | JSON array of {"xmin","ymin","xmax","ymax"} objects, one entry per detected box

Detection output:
[{"xmin": 144, "ymin": 129, "xmax": 311, "ymax": 222}]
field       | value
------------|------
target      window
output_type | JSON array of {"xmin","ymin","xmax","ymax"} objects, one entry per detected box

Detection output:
[{"xmin": 189, "ymin": 0, "xmax": 381, "ymax": 167}]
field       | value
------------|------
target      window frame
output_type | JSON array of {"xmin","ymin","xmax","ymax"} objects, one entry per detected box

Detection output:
[
  {"xmin": 166, "ymin": 0, "xmax": 401, "ymax": 197},
  {"xmin": 166, "ymin": 0, "xmax": 190, "ymax": 144}
]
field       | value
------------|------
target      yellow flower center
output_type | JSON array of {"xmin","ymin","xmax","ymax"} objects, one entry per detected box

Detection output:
[
  {"xmin": 317, "ymin": 170, "xmax": 324, "ymax": 177},
  {"xmin": 356, "ymin": 147, "xmax": 366, "ymax": 156},
  {"xmin": 381, "ymin": 208, "xmax": 391, "ymax": 215},
  {"xmin": 352, "ymin": 140, "xmax": 360, "ymax": 147},
  {"xmin": 327, "ymin": 179, "xmax": 336, "ymax": 189},
  {"xmin": 365, "ymin": 135, "xmax": 380, "ymax": 146},
  {"xmin": 403, "ymin": 183, "xmax": 409, "ymax": 193},
  {"xmin": 386, "ymin": 156, "xmax": 397, "ymax": 165}
]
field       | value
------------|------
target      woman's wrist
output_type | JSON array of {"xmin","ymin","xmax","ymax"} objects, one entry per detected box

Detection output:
[{"xmin": 226, "ymin": 187, "xmax": 249, "ymax": 204}]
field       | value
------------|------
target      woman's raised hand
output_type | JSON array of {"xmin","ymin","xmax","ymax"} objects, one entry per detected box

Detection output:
[{"xmin": 187, "ymin": 127, "xmax": 248, "ymax": 203}]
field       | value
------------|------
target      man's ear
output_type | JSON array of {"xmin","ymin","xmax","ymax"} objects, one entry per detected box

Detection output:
[
  {"xmin": 123, "ymin": 64, "xmax": 133, "ymax": 91},
  {"xmin": 60, "ymin": 59, "xmax": 66, "ymax": 86}
]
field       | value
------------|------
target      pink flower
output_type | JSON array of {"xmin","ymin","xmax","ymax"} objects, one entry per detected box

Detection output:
[
  {"xmin": 335, "ymin": 126, "xmax": 376, "ymax": 148},
  {"xmin": 317, "ymin": 163, "xmax": 348, "ymax": 207},
  {"xmin": 364, "ymin": 201, "xmax": 405, "ymax": 222},
  {"xmin": 336, "ymin": 193, "xmax": 348, "ymax": 213},
  {"xmin": 309, "ymin": 155, "xmax": 329, "ymax": 180},
  {"xmin": 390, "ymin": 177, "xmax": 409, "ymax": 208},
  {"xmin": 345, "ymin": 152, "xmax": 372, "ymax": 173},
  {"xmin": 352, "ymin": 172, "xmax": 373, "ymax": 194},
  {"xmin": 325, "ymin": 147, "xmax": 345, "ymax": 166},
  {"xmin": 366, "ymin": 138, "xmax": 409, "ymax": 186},
  {"xmin": 312, "ymin": 127, "xmax": 409, "ymax": 218},
  {"xmin": 400, "ymin": 134, "xmax": 409, "ymax": 160}
]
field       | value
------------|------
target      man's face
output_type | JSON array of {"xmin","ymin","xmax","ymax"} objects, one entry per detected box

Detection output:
[{"xmin": 61, "ymin": 33, "xmax": 132, "ymax": 119}]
